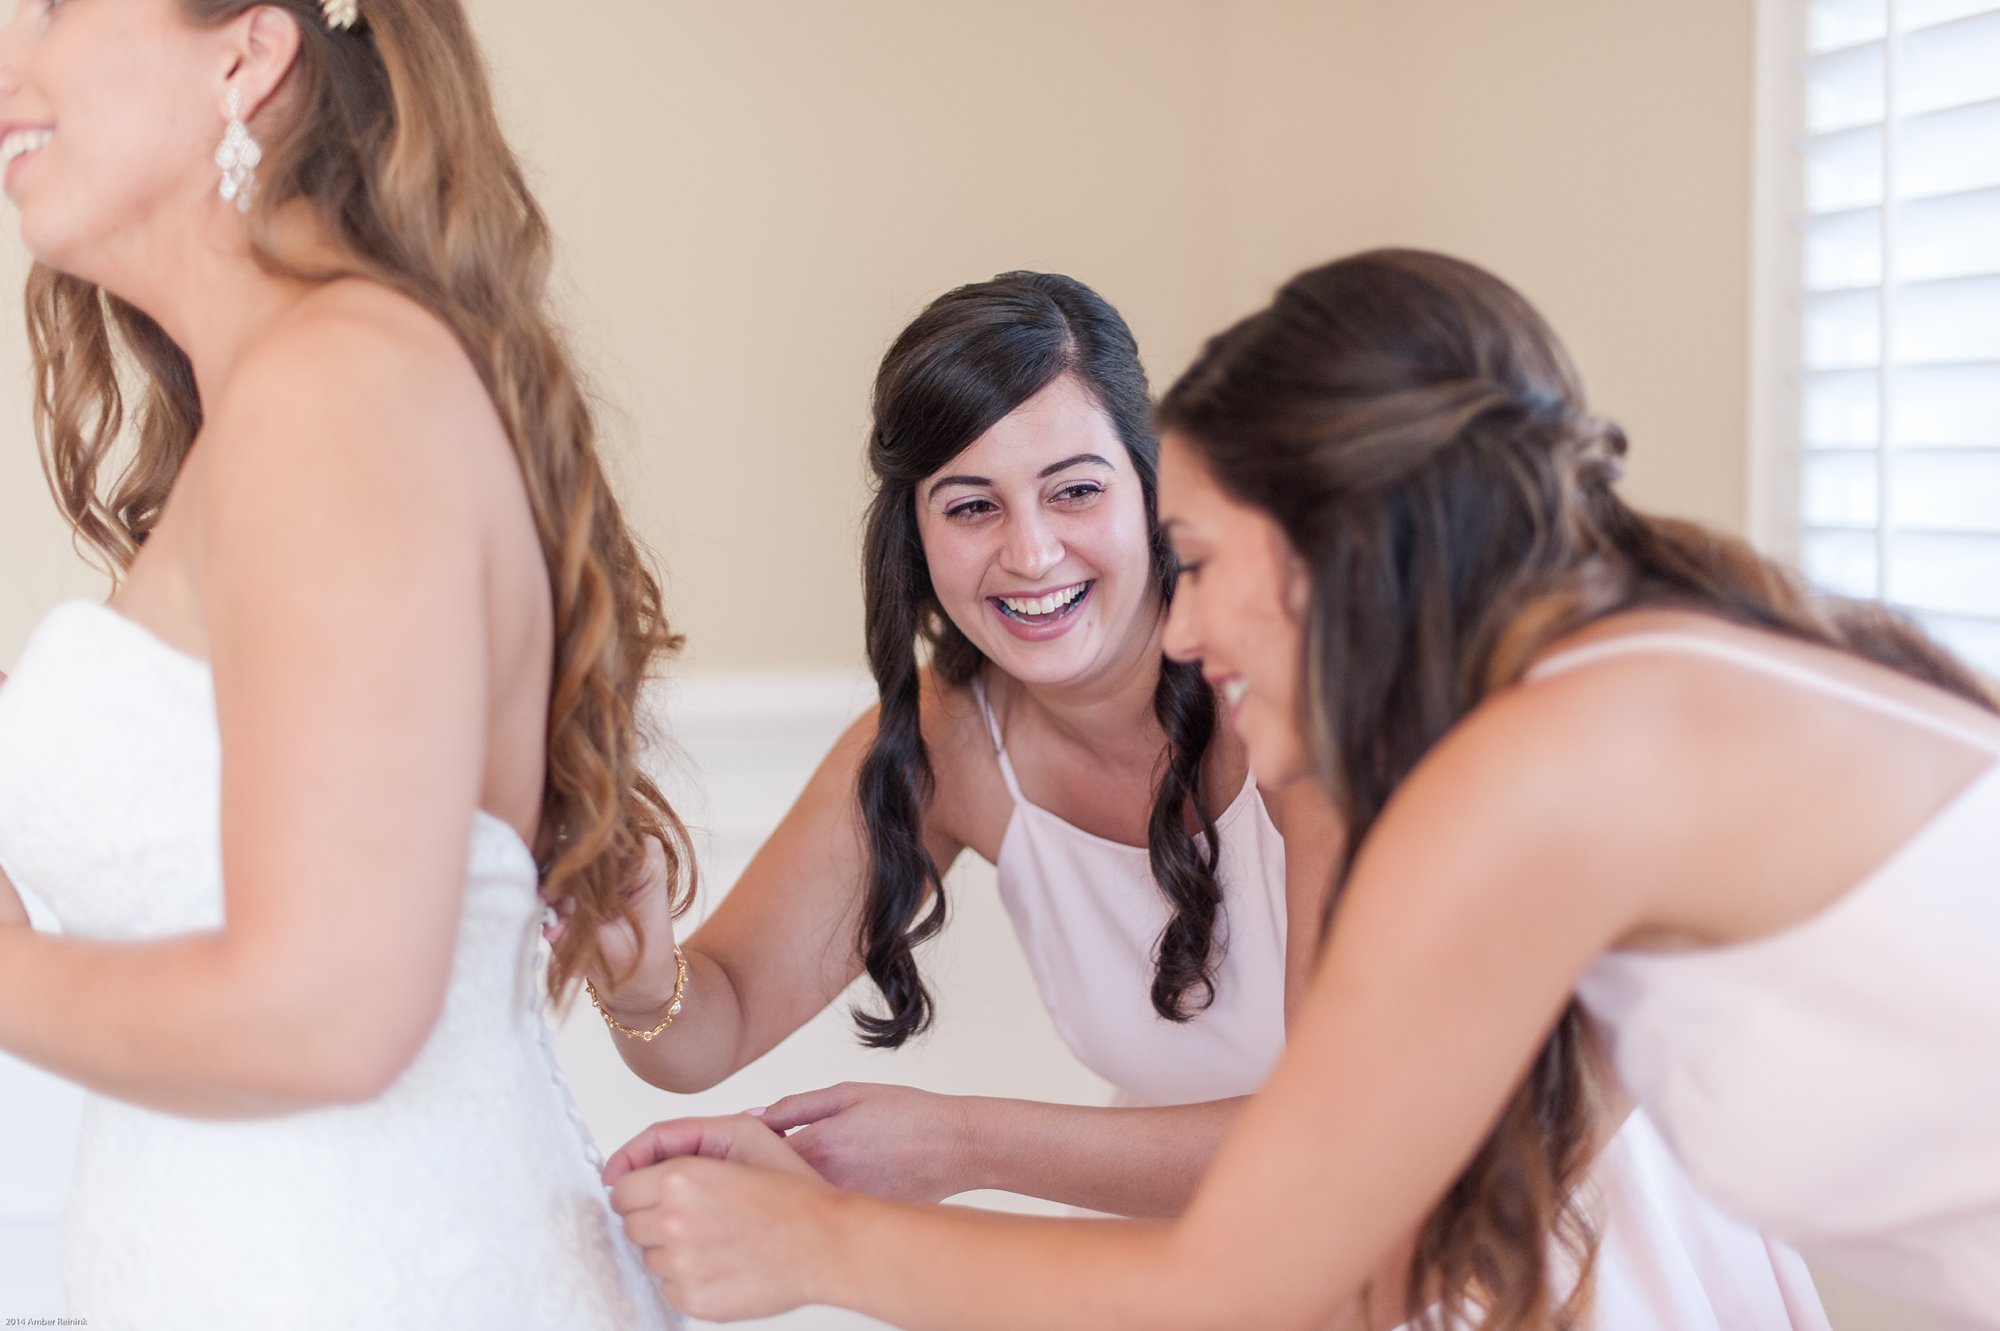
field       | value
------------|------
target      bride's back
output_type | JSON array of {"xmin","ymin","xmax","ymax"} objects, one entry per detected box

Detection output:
[{"xmin": 0, "ymin": 0, "xmax": 688, "ymax": 1324}]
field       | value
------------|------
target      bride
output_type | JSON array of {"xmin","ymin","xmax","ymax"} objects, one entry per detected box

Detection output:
[{"xmin": 0, "ymin": 1, "xmax": 681, "ymax": 1326}]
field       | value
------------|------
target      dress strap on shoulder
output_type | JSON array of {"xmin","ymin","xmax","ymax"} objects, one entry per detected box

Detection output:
[
  {"xmin": 1528, "ymin": 632, "xmax": 2000, "ymax": 755},
  {"xmin": 969, "ymin": 674, "xmax": 1026, "ymax": 802}
]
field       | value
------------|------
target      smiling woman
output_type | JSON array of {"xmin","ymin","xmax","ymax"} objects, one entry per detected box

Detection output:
[
  {"xmin": 923, "ymin": 428, "xmax": 1127, "ymax": 636},
  {"xmin": 928, "ymin": 435, "xmax": 1116, "ymax": 635},
  {"xmin": 852, "ymin": 274, "xmax": 1234, "ymax": 1049},
  {"xmin": 565, "ymin": 271, "xmax": 1338, "ymax": 1227},
  {"xmin": 0, "ymin": 0, "xmax": 683, "ymax": 1326}
]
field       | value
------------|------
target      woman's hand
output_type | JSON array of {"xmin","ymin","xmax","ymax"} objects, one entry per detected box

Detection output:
[
  {"xmin": 757, "ymin": 1081, "xmax": 977, "ymax": 1203},
  {"xmin": 606, "ymin": 1114, "xmax": 844, "ymax": 1323},
  {"xmin": 544, "ymin": 834, "xmax": 683, "ymax": 1021}
]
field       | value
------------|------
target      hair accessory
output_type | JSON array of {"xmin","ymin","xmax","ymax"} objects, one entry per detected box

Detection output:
[
  {"xmin": 1571, "ymin": 415, "xmax": 1629, "ymax": 488},
  {"xmin": 215, "ymin": 87, "xmax": 261, "ymax": 213},
  {"xmin": 321, "ymin": 0, "xmax": 360, "ymax": 30}
]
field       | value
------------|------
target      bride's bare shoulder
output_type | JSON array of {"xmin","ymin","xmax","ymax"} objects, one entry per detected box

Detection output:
[
  {"xmin": 211, "ymin": 280, "xmax": 493, "ymax": 443},
  {"xmin": 197, "ymin": 280, "xmax": 509, "ymax": 505},
  {"xmin": 185, "ymin": 280, "xmax": 518, "ymax": 615}
]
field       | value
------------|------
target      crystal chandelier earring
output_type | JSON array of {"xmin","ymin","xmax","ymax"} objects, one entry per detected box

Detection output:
[{"xmin": 215, "ymin": 87, "xmax": 261, "ymax": 213}]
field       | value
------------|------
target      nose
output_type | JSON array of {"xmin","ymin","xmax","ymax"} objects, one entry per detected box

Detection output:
[
  {"xmin": 1162, "ymin": 580, "xmax": 1200, "ymax": 663},
  {"xmin": 999, "ymin": 509, "xmax": 1063, "ymax": 582}
]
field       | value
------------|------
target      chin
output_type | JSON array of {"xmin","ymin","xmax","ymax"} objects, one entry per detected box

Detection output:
[
  {"xmin": 1245, "ymin": 750, "xmax": 1315, "ymax": 791},
  {"xmin": 1236, "ymin": 712, "xmax": 1315, "ymax": 789},
  {"xmin": 14, "ymin": 210, "xmax": 50, "ymax": 260},
  {"xmin": 16, "ymin": 215, "xmax": 84, "ymax": 278},
  {"xmin": 987, "ymin": 635, "xmax": 1098, "ymax": 687}
]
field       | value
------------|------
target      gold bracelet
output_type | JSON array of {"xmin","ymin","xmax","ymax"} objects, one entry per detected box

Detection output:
[{"xmin": 584, "ymin": 945, "xmax": 688, "ymax": 1042}]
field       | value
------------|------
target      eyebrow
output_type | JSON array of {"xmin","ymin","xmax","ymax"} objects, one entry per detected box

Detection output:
[{"xmin": 926, "ymin": 453, "xmax": 1115, "ymax": 502}]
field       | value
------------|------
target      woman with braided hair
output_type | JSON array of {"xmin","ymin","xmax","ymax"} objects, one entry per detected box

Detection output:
[
  {"xmin": 0, "ymin": 0, "xmax": 681, "ymax": 1325},
  {"xmin": 586, "ymin": 269, "xmax": 1826, "ymax": 1329},
  {"xmin": 564, "ymin": 270, "xmax": 1342, "ymax": 1219},
  {"xmin": 596, "ymin": 248, "xmax": 2000, "ymax": 1329}
]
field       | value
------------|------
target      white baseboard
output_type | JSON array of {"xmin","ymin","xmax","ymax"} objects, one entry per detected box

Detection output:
[{"xmin": 646, "ymin": 668, "xmax": 876, "ymax": 869}]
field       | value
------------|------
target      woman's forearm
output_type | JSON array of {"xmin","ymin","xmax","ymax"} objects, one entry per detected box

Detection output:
[
  {"xmin": 957, "ymin": 1096, "xmax": 1244, "ymax": 1216},
  {"xmin": 596, "ymin": 943, "xmax": 760, "ymax": 1093},
  {"xmin": 812, "ymin": 1195, "xmax": 1248, "ymax": 1331},
  {"xmin": 0, "ymin": 927, "xmax": 382, "ymax": 1116},
  {"xmin": 817, "ymin": 1196, "xmax": 1383, "ymax": 1331}
]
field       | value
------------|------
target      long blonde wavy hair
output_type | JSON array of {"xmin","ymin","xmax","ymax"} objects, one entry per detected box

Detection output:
[{"xmin": 26, "ymin": 0, "xmax": 693, "ymax": 997}]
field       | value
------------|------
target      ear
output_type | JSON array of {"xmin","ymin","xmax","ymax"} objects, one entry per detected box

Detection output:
[{"xmin": 217, "ymin": 5, "xmax": 305, "ymax": 122}]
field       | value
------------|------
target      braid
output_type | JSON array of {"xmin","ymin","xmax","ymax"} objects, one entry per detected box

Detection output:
[
  {"xmin": 1145, "ymin": 655, "xmax": 1223, "ymax": 1020},
  {"xmin": 851, "ymin": 458, "xmax": 950, "ymax": 1047}
]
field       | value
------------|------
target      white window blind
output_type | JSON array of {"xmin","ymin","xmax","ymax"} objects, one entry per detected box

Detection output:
[{"xmin": 1797, "ymin": 0, "xmax": 2000, "ymax": 679}]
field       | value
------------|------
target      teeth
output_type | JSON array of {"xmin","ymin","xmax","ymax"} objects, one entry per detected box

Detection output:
[
  {"xmin": 1000, "ymin": 584, "xmax": 1087, "ymax": 617},
  {"xmin": 0, "ymin": 129, "xmax": 53, "ymax": 171},
  {"xmin": 1221, "ymin": 679, "xmax": 1248, "ymax": 707}
]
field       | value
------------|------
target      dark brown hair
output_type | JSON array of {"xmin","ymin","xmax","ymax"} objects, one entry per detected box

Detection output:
[
  {"xmin": 1157, "ymin": 248, "xmax": 1995, "ymax": 1328},
  {"xmin": 27, "ymin": 0, "xmax": 694, "ymax": 999},
  {"xmin": 853, "ymin": 271, "xmax": 1222, "ymax": 1047}
]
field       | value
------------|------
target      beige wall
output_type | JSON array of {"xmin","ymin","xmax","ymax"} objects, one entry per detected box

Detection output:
[
  {"xmin": 476, "ymin": 0, "xmax": 1242, "ymax": 672},
  {"xmin": 1332, "ymin": 1, "xmax": 1757, "ymax": 538},
  {"xmin": 0, "ymin": 0, "xmax": 1758, "ymax": 670}
]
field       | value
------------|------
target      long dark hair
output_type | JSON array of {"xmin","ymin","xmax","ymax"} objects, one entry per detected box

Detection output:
[
  {"xmin": 1157, "ymin": 248, "xmax": 1995, "ymax": 1329},
  {"xmin": 852, "ymin": 271, "xmax": 1222, "ymax": 1048}
]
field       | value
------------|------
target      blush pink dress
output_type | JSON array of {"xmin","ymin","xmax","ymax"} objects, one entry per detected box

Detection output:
[
  {"xmin": 1534, "ymin": 633, "xmax": 2000, "ymax": 1331},
  {"xmin": 972, "ymin": 674, "xmax": 1828, "ymax": 1330}
]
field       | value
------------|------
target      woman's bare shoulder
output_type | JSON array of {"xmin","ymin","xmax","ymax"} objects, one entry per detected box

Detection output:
[
  {"xmin": 1346, "ymin": 646, "xmax": 1705, "ymax": 949},
  {"xmin": 191, "ymin": 280, "xmax": 515, "ymax": 551},
  {"xmin": 1417, "ymin": 631, "xmax": 1702, "ymax": 822},
  {"xmin": 211, "ymin": 280, "xmax": 490, "ymax": 446}
]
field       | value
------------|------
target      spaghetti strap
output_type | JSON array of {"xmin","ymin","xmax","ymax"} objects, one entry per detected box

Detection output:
[
  {"xmin": 1528, "ymin": 632, "xmax": 2000, "ymax": 755},
  {"xmin": 970, "ymin": 674, "xmax": 1026, "ymax": 802}
]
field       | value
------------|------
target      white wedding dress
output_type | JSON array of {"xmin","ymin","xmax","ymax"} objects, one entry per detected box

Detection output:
[{"xmin": 0, "ymin": 601, "xmax": 679, "ymax": 1330}]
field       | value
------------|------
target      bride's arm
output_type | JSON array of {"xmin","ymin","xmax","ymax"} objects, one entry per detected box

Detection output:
[
  {"xmin": 0, "ymin": 865, "xmax": 25, "ymax": 929},
  {"xmin": 0, "ymin": 302, "xmax": 504, "ymax": 1117},
  {"xmin": 609, "ymin": 682, "xmax": 1665, "ymax": 1328}
]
